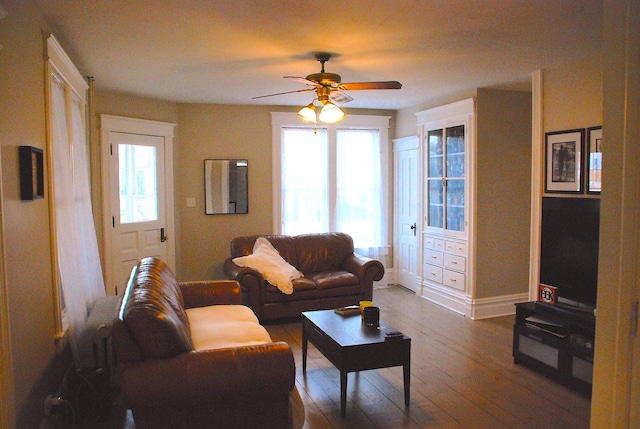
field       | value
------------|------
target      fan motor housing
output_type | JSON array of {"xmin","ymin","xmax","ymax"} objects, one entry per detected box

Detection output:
[{"xmin": 306, "ymin": 72, "xmax": 341, "ymax": 85}]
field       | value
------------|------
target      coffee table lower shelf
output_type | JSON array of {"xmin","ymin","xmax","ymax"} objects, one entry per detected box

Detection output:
[{"xmin": 301, "ymin": 309, "xmax": 411, "ymax": 417}]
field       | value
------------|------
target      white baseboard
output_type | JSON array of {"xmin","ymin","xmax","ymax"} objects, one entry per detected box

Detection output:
[
  {"xmin": 420, "ymin": 283, "xmax": 468, "ymax": 316},
  {"xmin": 420, "ymin": 283, "xmax": 529, "ymax": 320},
  {"xmin": 468, "ymin": 293, "xmax": 529, "ymax": 320}
]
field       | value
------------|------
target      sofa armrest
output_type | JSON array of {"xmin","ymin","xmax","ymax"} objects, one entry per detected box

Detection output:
[
  {"xmin": 223, "ymin": 258, "xmax": 265, "ymax": 317},
  {"xmin": 120, "ymin": 341, "xmax": 295, "ymax": 408},
  {"xmin": 179, "ymin": 280, "xmax": 243, "ymax": 308},
  {"xmin": 342, "ymin": 254, "xmax": 384, "ymax": 300}
]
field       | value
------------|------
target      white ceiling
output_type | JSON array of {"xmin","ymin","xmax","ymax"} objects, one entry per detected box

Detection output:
[{"xmin": 32, "ymin": 0, "xmax": 603, "ymax": 110}]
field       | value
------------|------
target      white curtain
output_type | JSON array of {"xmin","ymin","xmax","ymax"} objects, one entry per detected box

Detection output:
[
  {"xmin": 280, "ymin": 126, "xmax": 388, "ymax": 258},
  {"xmin": 50, "ymin": 75, "xmax": 105, "ymax": 367},
  {"xmin": 282, "ymin": 127, "xmax": 329, "ymax": 236},
  {"xmin": 336, "ymin": 128, "xmax": 387, "ymax": 258}
]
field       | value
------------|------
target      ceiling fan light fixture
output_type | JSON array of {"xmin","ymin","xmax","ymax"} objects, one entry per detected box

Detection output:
[
  {"xmin": 318, "ymin": 102, "xmax": 345, "ymax": 123},
  {"xmin": 297, "ymin": 103, "xmax": 317, "ymax": 123}
]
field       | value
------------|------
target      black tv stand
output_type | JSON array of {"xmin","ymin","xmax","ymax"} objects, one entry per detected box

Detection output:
[{"xmin": 513, "ymin": 302, "xmax": 595, "ymax": 395}]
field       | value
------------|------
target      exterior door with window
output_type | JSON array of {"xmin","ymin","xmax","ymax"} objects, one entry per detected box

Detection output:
[{"xmin": 101, "ymin": 115, "xmax": 175, "ymax": 296}]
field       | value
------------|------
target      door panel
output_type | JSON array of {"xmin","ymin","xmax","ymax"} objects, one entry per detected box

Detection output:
[
  {"xmin": 394, "ymin": 136, "xmax": 419, "ymax": 293},
  {"xmin": 110, "ymin": 132, "xmax": 166, "ymax": 295}
]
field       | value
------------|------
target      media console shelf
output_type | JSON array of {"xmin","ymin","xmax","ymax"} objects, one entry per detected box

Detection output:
[{"xmin": 513, "ymin": 301, "xmax": 595, "ymax": 395}]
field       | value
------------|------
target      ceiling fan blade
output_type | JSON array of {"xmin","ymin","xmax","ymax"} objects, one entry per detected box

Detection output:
[
  {"xmin": 252, "ymin": 87, "xmax": 315, "ymax": 100},
  {"xmin": 284, "ymin": 76, "xmax": 320, "ymax": 87},
  {"xmin": 330, "ymin": 90, "xmax": 353, "ymax": 104},
  {"xmin": 339, "ymin": 81, "xmax": 402, "ymax": 90}
]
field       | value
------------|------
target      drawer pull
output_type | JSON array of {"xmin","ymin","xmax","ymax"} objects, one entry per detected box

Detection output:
[
  {"xmin": 431, "ymin": 255, "xmax": 438, "ymax": 259},
  {"xmin": 451, "ymin": 261, "xmax": 458, "ymax": 265},
  {"xmin": 450, "ymin": 278, "xmax": 457, "ymax": 282},
  {"xmin": 430, "ymin": 271, "xmax": 437, "ymax": 276}
]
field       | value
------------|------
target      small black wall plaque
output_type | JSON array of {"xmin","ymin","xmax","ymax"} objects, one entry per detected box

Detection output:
[{"xmin": 19, "ymin": 146, "xmax": 44, "ymax": 200}]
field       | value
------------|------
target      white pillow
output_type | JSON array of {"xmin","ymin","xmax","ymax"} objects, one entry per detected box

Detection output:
[{"xmin": 232, "ymin": 237, "xmax": 302, "ymax": 294}]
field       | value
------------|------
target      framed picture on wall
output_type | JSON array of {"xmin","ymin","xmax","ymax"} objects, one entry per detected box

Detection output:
[
  {"xmin": 587, "ymin": 126, "xmax": 602, "ymax": 194},
  {"xmin": 544, "ymin": 129, "xmax": 584, "ymax": 193}
]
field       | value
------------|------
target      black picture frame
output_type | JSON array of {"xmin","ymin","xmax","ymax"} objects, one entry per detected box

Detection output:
[
  {"xmin": 586, "ymin": 126, "xmax": 602, "ymax": 194},
  {"xmin": 544, "ymin": 129, "xmax": 584, "ymax": 193},
  {"xmin": 19, "ymin": 146, "xmax": 44, "ymax": 200}
]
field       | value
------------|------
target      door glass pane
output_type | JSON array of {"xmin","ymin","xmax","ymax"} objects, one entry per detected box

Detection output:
[
  {"xmin": 427, "ymin": 129, "xmax": 443, "ymax": 177},
  {"xmin": 427, "ymin": 179, "xmax": 443, "ymax": 228},
  {"xmin": 446, "ymin": 179, "xmax": 465, "ymax": 232},
  {"xmin": 119, "ymin": 144, "xmax": 158, "ymax": 223},
  {"xmin": 446, "ymin": 125, "xmax": 465, "ymax": 177}
]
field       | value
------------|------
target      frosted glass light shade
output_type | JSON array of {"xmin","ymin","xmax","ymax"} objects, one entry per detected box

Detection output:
[
  {"xmin": 297, "ymin": 104, "xmax": 317, "ymax": 123},
  {"xmin": 318, "ymin": 102, "xmax": 345, "ymax": 123}
]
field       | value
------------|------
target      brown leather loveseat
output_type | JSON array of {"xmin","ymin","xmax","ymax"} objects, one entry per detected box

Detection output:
[
  {"xmin": 112, "ymin": 257, "xmax": 304, "ymax": 429},
  {"xmin": 223, "ymin": 232, "xmax": 384, "ymax": 322}
]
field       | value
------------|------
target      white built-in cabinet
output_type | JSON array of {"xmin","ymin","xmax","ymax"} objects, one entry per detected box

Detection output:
[
  {"xmin": 417, "ymin": 99, "xmax": 474, "ymax": 312},
  {"xmin": 409, "ymin": 90, "xmax": 532, "ymax": 319}
]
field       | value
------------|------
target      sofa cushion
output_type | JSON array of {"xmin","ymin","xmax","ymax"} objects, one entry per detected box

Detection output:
[
  {"xmin": 294, "ymin": 232, "xmax": 355, "ymax": 273},
  {"xmin": 309, "ymin": 271, "xmax": 360, "ymax": 289},
  {"xmin": 122, "ymin": 257, "xmax": 194, "ymax": 358},
  {"xmin": 186, "ymin": 305, "xmax": 272, "ymax": 350},
  {"xmin": 232, "ymin": 237, "xmax": 303, "ymax": 294}
]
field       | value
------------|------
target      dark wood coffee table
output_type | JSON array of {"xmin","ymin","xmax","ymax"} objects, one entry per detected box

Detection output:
[{"xmin": 301, "ymin": 309, "xmax": 411, "ymax": 416}]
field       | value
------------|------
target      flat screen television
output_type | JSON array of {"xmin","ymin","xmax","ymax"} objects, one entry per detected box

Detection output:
[{"xmin": 540, "ymin": 197, "xmax": 600, "ymax": 310}]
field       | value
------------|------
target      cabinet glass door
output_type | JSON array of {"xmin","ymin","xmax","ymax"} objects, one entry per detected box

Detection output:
[
  {"xmin": 425, "ymin": 125, "xmax": 465, "ymax": 232},
  {"xmin": 426, "ymin": 130, "xmax": 444, "ymax": 228},
  {"xmin": 445, "ymin": 125, "xmax": 465, "ymax": 232},
  {"xmin": 427, "ymin": 179, "xmax": 443, "ymax": 228}
]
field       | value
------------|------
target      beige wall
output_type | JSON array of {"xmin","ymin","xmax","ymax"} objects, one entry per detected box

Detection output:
[
  {"xmin": 0, "ymin": 2, "xmax": 60, "ymax": 427},
  {"xmin": 475, "ymin": 89, "xmax": 532, "ymax": 298},
  {"xmin": 175, "ymin": 103, "xmax": 278, "ymax": 280},
  {"xmin": 543, "ymin": 54, "xmax": 603, "ymax": 134}
]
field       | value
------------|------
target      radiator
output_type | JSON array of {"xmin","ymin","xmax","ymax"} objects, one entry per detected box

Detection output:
[{"xmin": 85, "ymin": 296, "xmax": 121, "ymax": 385}]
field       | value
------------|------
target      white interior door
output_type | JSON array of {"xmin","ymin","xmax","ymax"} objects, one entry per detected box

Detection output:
[
  {"xmin": 393, "ymin": 136, "xmax": 420, "ymax": 293},
  {"xmin": 101, "ymin": 115, "xmax": 175, "ymax": 296}
]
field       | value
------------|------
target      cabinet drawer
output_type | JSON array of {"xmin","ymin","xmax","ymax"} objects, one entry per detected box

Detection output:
[
  {"xmin": 444, "ymin": 253, "xmax": 466, "ymax": 272},
  {"xmin": 445, "ymin": 240, "xmax": 467, "ymax": 256},
  {"xmin": 423, "ymin": 264, "xmax": 443, "ymax": 283},
  {"xmin": 425, "ymin": 236, "xmax": 444, "ymax": 251},
  {"xmin": 443, "ymin": 270, "xmax": 465, "ymax": 290},
  {"xmin": 424, "ymin": 249, "xmax": 444, "ymax": 266}
]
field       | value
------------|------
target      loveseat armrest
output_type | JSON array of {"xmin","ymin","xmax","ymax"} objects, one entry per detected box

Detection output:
[
  {"xmin": 179, "ymin": 280, "xmax": 243, "ymax": 309},
  {"xmin": 342, "ymin": 254, "xmax": 385, "ymax": 300},
  {"xmin": 120, "ymin": 341, "xmax": 295, "ymax": 409},
  {"xmin": 223, "ymin": 258, "xmax": 265, "ymax": 317}
]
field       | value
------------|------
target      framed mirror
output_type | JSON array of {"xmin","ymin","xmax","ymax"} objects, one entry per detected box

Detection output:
[{"xmin": 204, "ymin": 159, "xmax": 248, "ymax": 214}]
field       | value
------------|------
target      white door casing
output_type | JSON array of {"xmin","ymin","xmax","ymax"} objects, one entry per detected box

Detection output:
[
  {"xmin": 393, "ymin": 136, "xmax": 420, "ymax": 293},
  {"xmin": 101, "ymin": 115, "xmax": 175, "ymax": 296}
]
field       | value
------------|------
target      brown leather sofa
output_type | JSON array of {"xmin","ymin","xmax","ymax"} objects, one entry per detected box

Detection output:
[
  {"xmin": 112, "ymin": 257, "xmax": 302, "ymax": 429},
  {"xmin": 223, "ymin": 232, "xmax": 385, "ymax": 322}
]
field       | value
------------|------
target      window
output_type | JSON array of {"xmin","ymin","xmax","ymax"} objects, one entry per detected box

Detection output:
[
  {"xmin": 46, "ymin": 35, "xmax": 105, "ymax": 365},
  {"xmin": 272, "ymin": 113, "xmax": 390, "ymax": 259}
]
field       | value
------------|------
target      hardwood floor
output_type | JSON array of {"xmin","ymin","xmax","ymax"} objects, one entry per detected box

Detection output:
[
  {"xmin": 83, "ymin": 285, "xmax": 590, "ymax": 428},
  {"xmin": 266, "ymin": 285, "xmax": 591, "ymax": 429}
]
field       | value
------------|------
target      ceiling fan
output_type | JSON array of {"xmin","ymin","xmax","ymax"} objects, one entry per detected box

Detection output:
[{"xmin": 253, "ymin": 52, "xmax": 402, "ymax": 123}]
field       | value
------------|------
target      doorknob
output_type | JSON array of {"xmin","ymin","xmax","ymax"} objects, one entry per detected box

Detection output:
[
  {"xmin": 410, "ymin": 223, "xmax": 417, "ymax": 236},
  {"xmin": 160, "ymin": 228, "xmax": 167, "ymax": 242}
]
